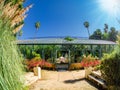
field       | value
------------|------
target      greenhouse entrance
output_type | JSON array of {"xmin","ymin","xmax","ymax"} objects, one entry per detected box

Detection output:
[{"xmin": 56, "ymin": 50, "xmax": 70, "ymax": 70}]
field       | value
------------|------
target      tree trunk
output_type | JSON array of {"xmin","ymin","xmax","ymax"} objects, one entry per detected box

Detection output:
[{"xmin": 87, "ymin": 28, "xmax": 90, "ymax": 38}]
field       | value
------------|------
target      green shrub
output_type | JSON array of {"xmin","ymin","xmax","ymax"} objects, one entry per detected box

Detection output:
[
  {"xmin": 101, "ymin": 48, "xmax": 120, "ymax": 89},
  {"xmin": 64, "ymin": 36, "xmax": 74, "ymax": 41},
  {"xmin": 93, "ymin": 65, "xmax": 101, "ymax": 71},
  {"xmin": 31, "ymin": 51, "xmax": 41, "ymax": 60}
]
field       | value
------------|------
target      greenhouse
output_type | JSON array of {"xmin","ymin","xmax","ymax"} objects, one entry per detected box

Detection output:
[{"xmin": 17, "ymin": 37, "xmax": 116, "ymax": 64}]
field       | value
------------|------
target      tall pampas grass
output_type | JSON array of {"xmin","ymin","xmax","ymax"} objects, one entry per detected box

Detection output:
[
  {"xmin": 1, "ymin": 0, "xmax": 32, "ymax": 34},
  {"xmin": 0, "ymin": 1, "xmax": 32, "ymax": 90},
  {"xmin": 0, "ymin": 16, "xmax": 24, "ymax": 90}
]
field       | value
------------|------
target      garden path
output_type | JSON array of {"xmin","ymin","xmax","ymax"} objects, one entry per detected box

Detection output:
[{"xmin": 29, "ymin": 70, "xmax": 99, "ymax": 90}]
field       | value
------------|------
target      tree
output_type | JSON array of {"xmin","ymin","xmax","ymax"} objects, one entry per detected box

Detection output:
[
  {"xmin": 90, "ymin": 29, "xmax": 102, "ymax": 40},
  {"xmin": 35, "ymin": 21, "xmax": 40, "ymax": 38},
  {"xmin": 104, "ymin": 24, "xmax": 108, "ymax": 33},
  {"xmin": 35, "ymin": 21, "xmax": 40, "ymax": 30},
  {"xmin": 102, "ymin": 23, "xmax": 109, "ymax": 40},
  {"xmin": 108, "ymin": 27, "xmax": 118, "ymax": 41},
  {"xmin": 84, "ymin": 21, "xmax": 90, "ymax": 38}
]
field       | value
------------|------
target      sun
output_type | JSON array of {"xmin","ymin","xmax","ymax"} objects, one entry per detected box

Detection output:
[{"xmin": 98, "ymin": 0, "xmax": 120, "ymax": 17}]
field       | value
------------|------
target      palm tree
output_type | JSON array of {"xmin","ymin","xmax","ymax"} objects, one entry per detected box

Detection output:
[
  {"xmin": 90, "ymin": 29, "xmax": 102, "ymax": 40},
  {"xmin": 35, "ymin": 21, "xmax": 40, "ymax": 30},
  {"xmin": 35, "ymin": 21, "xmax": 40, "ymax": 38},
  {"xmin": 83, "ymin": 21, "xmax": 90, "ymax": 38},
  {"xmin": 108, "ymin": 27, "xmax": 118, "ymax": 41},
  {"xmin": 104, "ymin": 24, "xmax": 108, "ymax": 33}
]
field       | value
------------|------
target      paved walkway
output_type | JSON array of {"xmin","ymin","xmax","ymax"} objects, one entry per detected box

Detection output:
[{"xmin": 29, "ymin": 70, "xmax": 99, "ymax": 90}]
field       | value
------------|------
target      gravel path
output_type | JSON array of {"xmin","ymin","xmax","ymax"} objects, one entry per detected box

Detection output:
[{"xmin": 29, "ymin": 70, "xmax": 99, "ymax": 90}]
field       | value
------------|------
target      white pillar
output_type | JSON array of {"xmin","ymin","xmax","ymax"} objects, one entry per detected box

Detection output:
[
  {"xmin": 33, "ymin": 67, "xmax": 41, "ymax": 79},
  {"xmin": 85, "ymin": 67, "xmax": 93, "ymax": 78},
  {"xmin": 37, "ymin": 67, "xmax": 41, "ymax": 79}
]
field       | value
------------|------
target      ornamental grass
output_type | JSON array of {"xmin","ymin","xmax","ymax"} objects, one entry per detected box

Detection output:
[
  {"xmin": 0, "ymin": 1, "xmax": 32, "ymax": 90},
  {"xmin": 0, "ymin": 16, "xmax": 24, "ymax": 90}
]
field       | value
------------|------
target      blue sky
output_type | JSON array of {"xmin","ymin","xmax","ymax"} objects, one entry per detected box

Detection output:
[{"xmin": 21, "ymin": 0, "xmax": 120, "ymax": 39}]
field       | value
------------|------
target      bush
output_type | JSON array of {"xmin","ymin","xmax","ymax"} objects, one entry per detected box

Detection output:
[
  {"xmin": 69, "ymin": 63, "xmax": 83, "ymax": 70},
  {"xmin": 93, "ymin": 65, "xmax": 101, "ymax": 71},
  {"xmin": 101, "ymin": 52, "xmax": 120, "ymax": 88},
  {"xmin": 26, "ymin": 59, "xmax": 55, "ymax": 71},
  {"xmin": 44, "ymin": 62, "xmax": 55, "ymax": 70},
  {"xmin": 32, "ymin": 51, "xmax": 41, "ymax": 60},
  {"xmin": 81, "ymin": 55, "xmax": 100, "ymax": 67}
]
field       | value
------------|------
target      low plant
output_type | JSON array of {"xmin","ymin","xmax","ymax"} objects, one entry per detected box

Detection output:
[
  {"xmin": 44, "ymin": 62, "xmax": 55, "ymax": 70},
  {"xmin": 64, "ymin": 36, "xmax": 74, "ymax": 41},
  {"xmin": 27, "ymin": 59, "xmax": 55, "ymax": 71},
  {"xmin": 93, "ymin": 65, "xmax": 101, "ymax": 71},
  {"xmin": 32, "ymin": 51, "xmax": 41, "ymax": 60},
  {"xmin": 69, "ymin": 63, "xmax": 83, "ymax": 70},
  {"xmin": 81, "ymin": 55, "xmax": 100, "ymax": 67}
]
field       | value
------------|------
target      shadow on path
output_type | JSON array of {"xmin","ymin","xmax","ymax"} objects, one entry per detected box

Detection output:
[
  {"xmin": 64, "ymin": 78, "xmax": 102, "ymax": 90},
  {"xmin": 64, "ymin": 78, "xmax": 85, "ymax": 84}
]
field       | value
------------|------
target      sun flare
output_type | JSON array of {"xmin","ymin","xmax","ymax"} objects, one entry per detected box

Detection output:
[{"xmin": 98, "ymin": 0, "xmax": 120, "ymax": 17}]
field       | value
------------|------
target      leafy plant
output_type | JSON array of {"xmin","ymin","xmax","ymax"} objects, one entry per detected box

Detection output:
[
  {"xmin": 100, "ymin": 33, "xmax": 120, "ymax": 89},
  {"xmin": 32, "ymin": 51, "xmax": 41, "ymax": 60},
  {"xmin": 101, "ymin": 51, "xmax": 120, "ymax": 89},
  {"xmin": 81, "ymin": 55, "xmax": 100, "ymax": 67},
  {"xmin": 64, "ymin": 36, "xmax": 74, "ymax": 41}
]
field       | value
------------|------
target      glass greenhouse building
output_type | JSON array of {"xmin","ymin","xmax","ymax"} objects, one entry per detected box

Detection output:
[{"xmin": 17, "ymin": 38, "xmax": 116, "ymax": 64}]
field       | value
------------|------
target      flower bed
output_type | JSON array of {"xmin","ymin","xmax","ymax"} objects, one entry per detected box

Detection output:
[
  {"xmin": 81, "ymin": 55, "xmax": 101, "ymax": 68},
  {"xmin": 81, "ymin": 60, "xmax": 100, "ymax": 67},
  {"xmin": 26, "ymin": 59, "xmax": 55, "ymax": 71},
  {"xmin": 69, "ymin": 63, "xmax": 83, "ymax": 70}
]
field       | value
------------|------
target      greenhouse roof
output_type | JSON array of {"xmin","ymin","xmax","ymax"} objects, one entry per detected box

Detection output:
[{"xmin": 17, "ymin": 38, "xmax": 116, "ymax": 45}]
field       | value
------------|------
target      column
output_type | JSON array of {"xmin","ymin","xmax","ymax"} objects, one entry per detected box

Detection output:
[
  {"xmin": 99, "ymin": 45, "xmax": 102, "ymax": 59},
  {"xmin": 68, "ymin": 50, "xmax": 71, "ymax": 64}
]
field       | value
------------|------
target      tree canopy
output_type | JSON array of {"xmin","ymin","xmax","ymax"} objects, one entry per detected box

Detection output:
[{"xmin": 89, "ymin": 23, "xmax": 118, "ymax": 42}]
